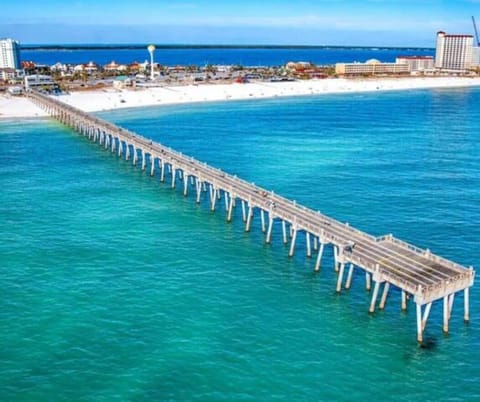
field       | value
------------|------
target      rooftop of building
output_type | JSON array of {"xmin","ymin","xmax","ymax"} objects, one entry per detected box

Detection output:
[
  {"xmin": 437, "ymin": 31, "xmax": 473, "ymax": 38},
  {"xmin": 397, "ymin": 56, "xmax": 434, "ymax": 59}
]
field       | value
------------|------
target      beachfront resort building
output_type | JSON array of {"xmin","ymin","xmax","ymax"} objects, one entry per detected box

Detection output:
[
  {"xmin": 396, "ymin": 56, "xmax": 434, "ymax": 73},
  {"xmin": 335, "ymin": 59, "xmax": 409, "ymax": 76},
  {"xmin": 435, "ymin": 31, "xmax": 473, "ymax": 71},
  {"xmin": 0, "ymin": 38, "xmax": 21, "ymax": 69},
  {"xmin": 472, "ymin": 47, "xmax": 480, "ymax": 67}
]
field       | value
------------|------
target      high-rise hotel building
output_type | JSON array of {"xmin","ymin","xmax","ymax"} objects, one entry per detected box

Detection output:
[
  {"xmin": 435, "ymin": 31, "xmax": 473, "ymax": 71},
  {"xmin": 0, "ymin": 38, "xmax": 21, "ymax": 69}
]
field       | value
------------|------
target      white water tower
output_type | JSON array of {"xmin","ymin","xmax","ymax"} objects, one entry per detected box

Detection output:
[{"xmin": 147, "ymin": 44, "xmax": 156, "ymax": 80}]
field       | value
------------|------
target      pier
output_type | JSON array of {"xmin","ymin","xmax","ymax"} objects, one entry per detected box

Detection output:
[{"xmin": 28, "ymin": 90, "xmax": 475, "ymax": 342}]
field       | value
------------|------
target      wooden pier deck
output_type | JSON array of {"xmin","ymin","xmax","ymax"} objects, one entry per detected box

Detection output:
[{"xmin": 28, "ymin": 90, "xmax": 475, "ymax": 342}]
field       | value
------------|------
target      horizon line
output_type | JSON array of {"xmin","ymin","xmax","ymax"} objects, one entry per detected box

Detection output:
[{"xmin": 20, "ymin": 44, "xmax": 436, "ymax": 51}]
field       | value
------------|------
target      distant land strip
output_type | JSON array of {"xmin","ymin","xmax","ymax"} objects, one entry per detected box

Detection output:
[{"xmin": 20, "ymin": 44, "xmax": 435, "ymax": 51}]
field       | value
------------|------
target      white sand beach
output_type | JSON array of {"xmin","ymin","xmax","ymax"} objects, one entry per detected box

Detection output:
[
  {"xmin": 2, "ymin": 76, "xmax": 480, "ymax": 119},
  {"xmin": 0, "ymin": 95, "xmax": 49, "ymax": 119}
]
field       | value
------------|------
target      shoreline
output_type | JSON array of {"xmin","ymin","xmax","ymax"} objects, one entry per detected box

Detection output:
[{"xmin": 2, "ymin": 76, "xmax": 480, "ymax": 120}]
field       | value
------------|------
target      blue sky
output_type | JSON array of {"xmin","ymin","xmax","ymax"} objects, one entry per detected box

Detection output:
[{"xmin": 2, "ymin": 0, "xmax": 480, "ymax": 46}]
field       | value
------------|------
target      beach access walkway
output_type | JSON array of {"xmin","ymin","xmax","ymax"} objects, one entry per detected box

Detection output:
[{"xmin": 28, "ymin": 90, "xmax": 475, "ymax": 342}]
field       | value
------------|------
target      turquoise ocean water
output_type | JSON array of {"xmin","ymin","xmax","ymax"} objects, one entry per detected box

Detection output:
[{"xmin": 1, "ymin": 88, "xmax": 479, "ymax": 401}]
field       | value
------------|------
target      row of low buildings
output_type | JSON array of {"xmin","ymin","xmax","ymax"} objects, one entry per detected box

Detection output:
[
  {"xmin": 335, "ymin": 56, "xmax": 436, "ymax": 76},
  {"xmin": 51, "ymin": 60, "xmax": 154, "ymax": 75},
  {"xmin": 50, "ymin": 61, "xmax": 239, "ymax": 81}
]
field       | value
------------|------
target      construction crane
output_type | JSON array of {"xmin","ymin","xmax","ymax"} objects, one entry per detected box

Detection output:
[{"xmin": 472, "ymin": 16, "xmax": 480, "ymax": 46}]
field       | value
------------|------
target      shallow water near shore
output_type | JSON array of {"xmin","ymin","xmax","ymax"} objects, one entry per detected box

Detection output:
[{"xmin": 1, "ymin": 88, "xmax": 479, "ymax": 401}]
